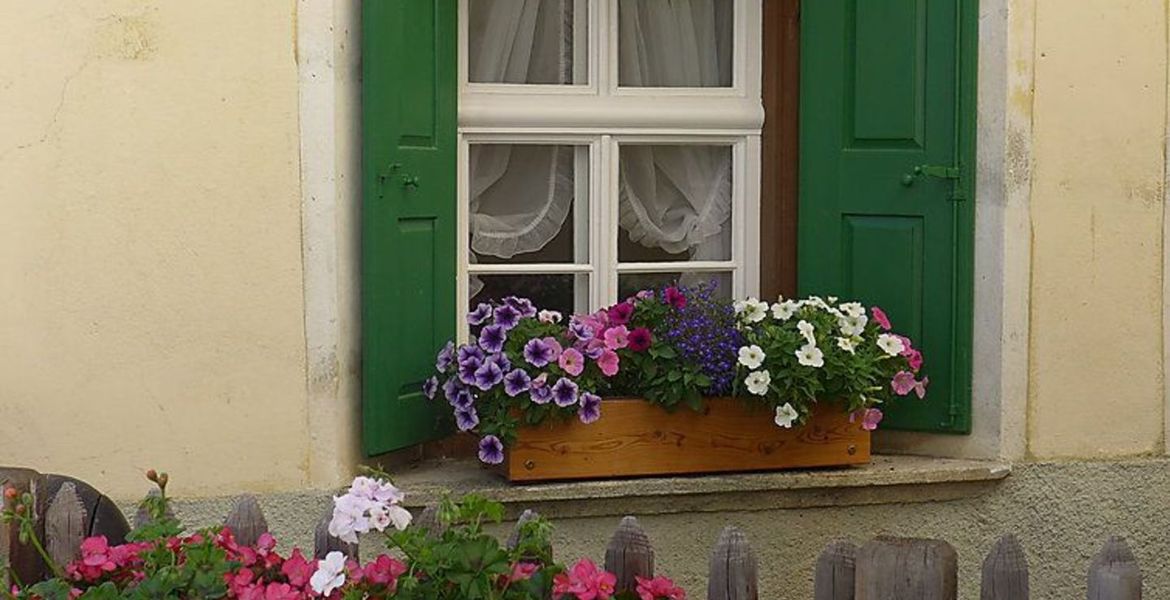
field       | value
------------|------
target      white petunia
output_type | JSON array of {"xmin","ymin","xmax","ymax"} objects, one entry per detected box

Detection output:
[
  {"xmin": 796, "ymin": 320, "xmax": 816, "ymax": 345},
  {"xmin": 795, "ymin": 344, "xmax": 825, "ymax": 368},
  {"xmin": 741, "ymin": 298, "xmax": 768, "ymax": 323},
  {"xmin": 836, "ymin": 336, "xmax": 858, "ymax": 354},
  {"xmin": 538, "ymin": 309, "xmax": 563, "ymax": 324},
  {"xmin": 837, "ymin": 313, "xmax": 868, "ymax": 337},
  {"xmin": 877, "ymin": 333, "xmax": 906, "ymax": 356},
  {"xmin": 826, "ymin": 296, "xmax": 838, "ymax": 304},
  {"xmin": 838, "ymin": 302, "xmax": 865, "ymax": 318},
  {"xmin": 774, "ymin": 403, "xmax": 799, "ymax": 428},
  {"xmin": 744, "ymin": 370, "xmax": 772, "ymax": 395},
  {"xmin": 310, "ymin": 552, "xmax": 348, "ymax": 596},
  {"xmin": 771, "ymin": 300, "xmax": 797, "ymax": 321},
  {"xmin": 737, "ymin": 345, "xmax": 767, "ymax": 369}
]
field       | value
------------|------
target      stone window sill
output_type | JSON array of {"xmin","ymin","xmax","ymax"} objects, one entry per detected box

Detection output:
[{"xmin": 392, "ymin": 454, "xmax": 1011, "ymax": 519}]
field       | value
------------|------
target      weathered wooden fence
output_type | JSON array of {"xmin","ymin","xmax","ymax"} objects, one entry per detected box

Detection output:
[{"xmin": 0, "ymin": 468, "xmax": 1149, "ymax": 599}]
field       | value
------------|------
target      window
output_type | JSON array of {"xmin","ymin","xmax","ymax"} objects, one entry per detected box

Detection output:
[{"xmin": 457, "ymin": 0, "xmax": 763, "ymax": 339}]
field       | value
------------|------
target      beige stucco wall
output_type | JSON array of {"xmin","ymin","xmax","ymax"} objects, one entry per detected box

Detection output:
[
  {"xmin": 0, "ymin": 2, "xmax": 313, "ymax": 498},
  {"xmin": 1025, "ymin": 0, "xmax": 1168, "ymax": 457}
]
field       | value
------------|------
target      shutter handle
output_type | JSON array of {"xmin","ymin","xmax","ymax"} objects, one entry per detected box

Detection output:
[{"xmin": 401, "ymin": 175, "xmax": 420, "ymax": 189}]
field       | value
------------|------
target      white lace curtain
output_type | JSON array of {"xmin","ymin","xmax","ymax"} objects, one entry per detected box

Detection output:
[{"xmin": 469, "ymin": 0, "xmax": 734, "ymax": 270}]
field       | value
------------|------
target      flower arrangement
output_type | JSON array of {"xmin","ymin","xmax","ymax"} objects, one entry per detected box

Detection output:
[
  {"xmin": 427, "ymin": 285, "xmax": 928, "ymax": 465},
  {"xmin": 2, "ymin": 472, "xmax": 688, "ymax": 600}
]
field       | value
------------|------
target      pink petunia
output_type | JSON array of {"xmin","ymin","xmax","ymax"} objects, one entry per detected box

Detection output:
[
  {"xmin": 663, "ymin": 286, "xmax": 687, "ymax": 310},
  {"xmin": 543, "ymin": 337, "xmax": 564, "ymax": 362},
  {"xmin": 914, "ymin": 376, "xmax": 930, "ymax": 399},
  {"xmin": 597, "ymin": 350, "xmax": 620, "ymax": 377},
  {"xmin": 871, "ymin": 306, "xmax": 892, "ymax": 330},
  {"xmin": 891, "ymin": 371, "xmax": 918, "ymax": 396},
  {"xmin": 559, "ymin": 348, "xmax": 585, "ymax": 377},
  {"xmin": 607, "ymin": 302, "xmax": 634, "ymax": 326},
  {"xmin": 603, "ymin": 325, "xmax": 629, "ymax": 351},
  {"xmin": 860, "ymin": 408, "xmax": 883, "ymax": 431},
  {"xmin": 905, "ymin": 348, "xmax": 923, "ymax": 372}
]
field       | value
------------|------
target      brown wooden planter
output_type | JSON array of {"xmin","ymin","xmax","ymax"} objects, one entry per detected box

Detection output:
[{"xmin": 499, "ymin": 397, "xmax": 870, "ymax": 482}]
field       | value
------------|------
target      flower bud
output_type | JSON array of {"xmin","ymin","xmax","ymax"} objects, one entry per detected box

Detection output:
[
  {"xmin": 146, "ymin": 469, "xmax": 159, "ymax": 483},
  {"xmin": 2, "ymin": 487, "xmax": 16, "ymax": 501},
  {"xmin": 14, "ymin": 504, "xmax": 25, "ymax": 515},
  {"xmin": 157, "ymin": 473, "xmax": 169, "ymax": 489}
]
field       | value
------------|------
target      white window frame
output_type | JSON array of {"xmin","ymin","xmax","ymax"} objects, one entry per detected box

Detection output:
[{"xmin": 457, "ymin": 0, "xmax": 764, "ymax": 341}]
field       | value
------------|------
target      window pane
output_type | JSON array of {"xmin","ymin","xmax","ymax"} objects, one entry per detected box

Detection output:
[
  {"xmin": 470, "ymin": 144, "xmax": 589, "ymax": 265},
  {"xmin": 618, "ymin": 0, "xmax": 733, "ymax": 88},
  {"xmin": 468, "ymin": 0, "xmax": 588, "ymax": 85},
  {"xmin": 618, "ymin": 144, "xmax": 732, "ymax": 262},
  {"xmin": 470, "ymin": 274, "xmax": 587, "ymax": 316},
  {"xmin": 618, "ymin": 272, "xmax": 732, "ymax": 300}
]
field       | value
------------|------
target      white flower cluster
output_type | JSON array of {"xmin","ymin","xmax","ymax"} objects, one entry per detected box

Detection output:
[{"xmin": 327, "ymin": 476, "xmax": 413, "ymax": 545}]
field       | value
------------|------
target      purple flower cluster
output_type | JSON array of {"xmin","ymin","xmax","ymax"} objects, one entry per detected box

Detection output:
[{"xmin": 659, "ymin": 281, "xmax": 742, "ymax": 394}]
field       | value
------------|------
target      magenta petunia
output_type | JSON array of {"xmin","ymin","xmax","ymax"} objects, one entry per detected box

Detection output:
[
  {"xmin": 597, "ymin": 349, "xmax": 620, "ymax": 377},
  {"xmin": 871, "ymin": 306, "xmax": 892, "ymax": 330},
  {"xmin": 627, "ymin": 327, "xmax": 652, "ymax": 352},
  {"xmin": 663, "ymin": 286, "xmax": 687, "ymax": 309},
  {"xmin": 607, "ymin": 302, "xmax": 634, "ymax": 326}
]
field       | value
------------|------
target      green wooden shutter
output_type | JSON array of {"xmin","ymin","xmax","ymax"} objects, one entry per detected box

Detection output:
[
  {"xmin": 798, "ymin": 0, "xmax": 975, "ymax": 433},
  {"xmin": 362, "ymin": 0, "xmax": 457, "ymax": 455}
]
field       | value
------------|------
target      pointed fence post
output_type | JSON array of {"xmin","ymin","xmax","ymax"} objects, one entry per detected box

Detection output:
[
  {"xmin": 507, "ymin": 509, "xmax": 552, "ymax": 564},
  {"xmin": 413, "ymin": 505, "xmax": 446, "ymax": 539},
  {"xmin": 605, "ymin": 516, "xmax": 654, "ymax": 594},
  {"xmin": 224, "ymin": 495, "xmax": 269, "ymax": 547},
  {"xmin": 855, "ymin": 536, "xmax": 957, "ymax": 600},
  {"xmin": 707, "ymin": 526, "xmax": 757, "ymax": 600},
  {"xmin": 815, "ymin": 539, "xmax": 857, "ymax": 600},
  {"xmin": 42, "ymin": 482, "xmax": 86, "ymax": 568},
  {"xmin": 1087, "ymin": 536, "xmax": 1141, "ymax": 600},
  {"xmin": 133, "ymin": 489, "xmax": 178, "ymax": 531},
  {"xmin": 981, "ymin": 535, "xmax": 1028, "ymax": 600},
  {"xmin": 314, "ymin": 506, "xmax": 358, "ymax": 561}
]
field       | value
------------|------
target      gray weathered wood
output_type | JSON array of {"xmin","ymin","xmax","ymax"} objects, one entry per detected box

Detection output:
[
  {"xmin": 43, "ymin": 482, "xmax": 86, "ymax": 568},
  {"xmin": 815, "ymin": 539, "xmax": 857, "ymax": 600},
  {"xmin": 605, "ymin": 516, "xmax": 654, "ymax": 594},
  {"xmin": 313, "ymin": 506, "xmax": 358, "ymax": 561},
  {"xmin": 413, "ymin": 505, "xmax": 446, "ymax": 539},
  {"xmin": 1088, "ymin": 536, "xmax": 1141, "ymax": 600},
  {"xmin": 224, "ymin": 495, "xmax": 269, "ymax": 547},
  {"xmin": 855, "ymin": 536, "xmax": 957, "ymax": 600},
  {"xmin": 707, "ymin": 526, "xmax": 758, "ymax": 600},
  {"xmin": 981, "ymin": 534, "xmax": 1029, "ymax": 600}
]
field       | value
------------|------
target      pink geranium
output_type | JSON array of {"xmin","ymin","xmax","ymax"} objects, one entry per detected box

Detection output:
[
  {"xmin": 871, "ymin": 306, "xmax": 892, "ymax": 330},
  {"xmin": 636, "ymin": 575, "xmax": 687, "ymax": 600},
  {"xmin": 553, "ymin": 558, "xmax": 617, "ymax": 600}
]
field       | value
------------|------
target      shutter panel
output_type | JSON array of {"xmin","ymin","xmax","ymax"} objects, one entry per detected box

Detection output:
[
  {"xmin": 798, "ymin": 0, "xmax": 974, "ymax": 433},
  {"xmin": 362, "ymin": 0, "xmax": 457, "ymax": 454}
]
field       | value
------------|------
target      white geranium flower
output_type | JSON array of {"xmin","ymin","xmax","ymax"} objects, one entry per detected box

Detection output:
[
  {"xmin": 741, "ymin": 298, "xmax": 768, "ymax": 323},
  {"xmin": 328, "ymin": 493, "xmax": 372, "ymax": 544},
  {"xmin": 744, "ymin": 370, "xmax": 772, "ymax": 395},
  {"xmin": 310, "ymin": 551, "xmax": 348, "ymax": 596},
  {"xmin": 737, "ymin": 345, "xmax": 766, "ymax": 369},
  {"xmin": 795, "ymin": 344, "xmax": 825, "ymax": 368},
  {"xmin": 771, "ymin": 300, "xmax": 797, "ymax": 321},
  {"xmin": 796, "ymin": 320, "xmax": 816, "ymax": 344},
  {"xmin": 385, "ymin": 504, "xmax": 413, "ymax": 531},
  {"xmin": 836, "ymin": 336, "xmax": 857, "ymax": 354},
  {"xmin": 774, "ymin": 403, "xmax": 799, "ymax": 428},
  {"xmin": 837, "ymin": 313, "xmax": 868, "ymax": 337},
  {"xmin": 877, "ymin": 333, "xmax": 906, "ymax": 356}
]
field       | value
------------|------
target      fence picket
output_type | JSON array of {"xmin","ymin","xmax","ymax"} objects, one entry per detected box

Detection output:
[
  {"xmin": 855, "ymin": 536, "xmax": 957, "ymax": 600},
  {"xmin": 605, "ymin": 516, "xmax": 654, "ymax": 594},
  {"xmin": 707, "ymin": 526, "xmax": 757, "ymax": 600},
  {"xmin": 815, "ymin": 539, "xmax": 857, "ymax": 600},
  {"xmin": 313, "ymin": 507, "xmax": 358, "ymax": 561},
  {"xmin": 1088, "ymin": 536, "xmax": 1141, "ymax": 600},
  {"xmin": 224, "ymin": 495, "xmax": 269, "ymax": 547},
  {"xmin": 981, "ymin": 534, "xmax": 1028, "ymax": 600},
  {"xmin": 43, "ymin": 482, "xmax": 86, "ymax": 568}
]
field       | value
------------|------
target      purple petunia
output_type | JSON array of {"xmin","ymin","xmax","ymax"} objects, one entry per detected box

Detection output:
[
  {"xmin": 551, "ymin": 377, "xmax": 579, "ymax": 407},
  {"xmin": 455, "ymin": 407, "xmax": 479, "ymax": 431},
  {"xmin": 478, "ymin": 325, "xmax": 507, "ymax": 354},
  {"xmin": 484, "ymin": 352, "xmax": 511, "ymax": 372},
  {"xmin": 473, "ymin": 361, "xmax": 504, "ymax": 390},
  {"xmin": 435, "ymin": 341, "xmax": 455, "ymax": 372},
  {"xmin": 504, "ymin": 296, "xmax": 538, "ymax": 318},
  {"xmin": 569, "ymin": 320, "xmax": 595, "ymax": 342},
  {"xmin": 457, "ymin": 345, "xmax": 485, "ymax": 365},
  {"xmin": 578, "ymin": 392, "xmax": 602, "ymax": 424},
  {"xmin": 443, "ymin": 378, "xmax": 462, "ymax": 402},
  {"xmin": 582, "ymin": 338, "xmax": 607, "ymax": 360},
  {"xmin": 503, "ymin": 369, "xmax": 531, "ymax": 397},
  {"xmin": 493, "ymin": 305, "xmax": 521, "ymax": 330},
  {"xmin": 450, "ymin": 387, "xmax": 475, "ymax": 410},
  {"xmin": 529, "ymin": 373, "xmax": 551, "ymax": 404},
  {"xmin": 523, "ymin": 338, "xmax": 555, "ymax": 368},
  {"xmin": 478, "ymin": 435, "xmax": 505, "ymax": 464},
  {"xmin": 467, "ymin": 303, "xmax": 493, "ymax": 326},
  {"xmin": 422, "ymin": 376, "xmax": 439, "ymax": 400},
  {"xmin": 458, "ymin": 358, "xmax": 481, "ymax": 386}
]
